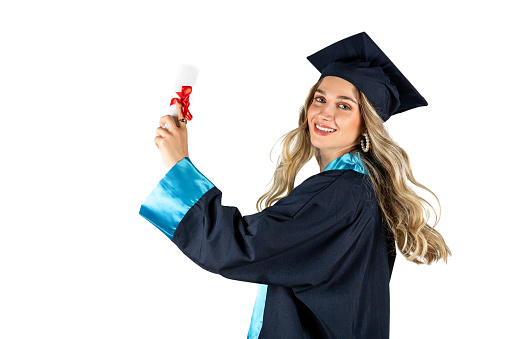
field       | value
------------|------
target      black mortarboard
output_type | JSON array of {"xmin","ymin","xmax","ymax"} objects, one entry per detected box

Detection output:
[{"xmin": 307, "ymin": 32, "xmax": 427, "ymax": 121}]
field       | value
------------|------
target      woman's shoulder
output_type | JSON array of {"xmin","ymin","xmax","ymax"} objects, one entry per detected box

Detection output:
[
  {"xmin": 288, "ymin": 169, "xmax": 374, "ymax": 204},
  {"xmin": 302, "ymin": 168, "xmax": 371, "ymax": 190},
  {"xmin": 267, "ymin": 169, "xmax": 378, "ymax": 222}
]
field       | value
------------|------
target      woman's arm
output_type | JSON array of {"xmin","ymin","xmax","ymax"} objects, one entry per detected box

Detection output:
[{"xmin": 139, "ymin": 157, "xmax": 378, "ymax": 289}]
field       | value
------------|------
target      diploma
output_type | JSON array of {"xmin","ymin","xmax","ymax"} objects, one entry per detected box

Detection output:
[{"xmin": 166, "ymin": 64, "xmax": 199, "ymax": 127}]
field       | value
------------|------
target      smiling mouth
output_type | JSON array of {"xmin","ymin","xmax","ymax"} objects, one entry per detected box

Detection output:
[{"xmin": 315, "ymin": 124, "xmax": 337, "ymax": 133}]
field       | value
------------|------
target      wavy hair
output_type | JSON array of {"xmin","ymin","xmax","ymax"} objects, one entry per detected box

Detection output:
[{"xmin": 257, "ymin": 79, "xmax": 451, "ymax": 264}]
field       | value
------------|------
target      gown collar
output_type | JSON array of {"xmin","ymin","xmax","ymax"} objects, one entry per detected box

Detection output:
[{"xmin": 323, "ymin": 152, "xmax": 367, "ymax": 175}]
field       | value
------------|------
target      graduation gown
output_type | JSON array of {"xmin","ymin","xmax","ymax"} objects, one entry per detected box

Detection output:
[{"xmin": 139, "ymin": 152, "xmax": 396, "ymax": 338}]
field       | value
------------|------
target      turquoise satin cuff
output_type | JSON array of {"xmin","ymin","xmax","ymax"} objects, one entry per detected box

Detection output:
[
  {"xmin": 323, "ymin": 152, "xmax": 367, "ymax": 175},
  {"xmin": 139, "ymin": 157, "xmax": 214, "ymax": 240}
]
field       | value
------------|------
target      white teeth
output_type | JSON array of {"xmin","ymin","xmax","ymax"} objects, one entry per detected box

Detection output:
[{"xmin": 316, "ymin": 124, "xmax": 336, "ymax": 132}]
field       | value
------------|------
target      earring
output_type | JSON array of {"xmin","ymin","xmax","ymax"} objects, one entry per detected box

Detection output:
[{"xmin": 361, "ymin": 132, "xmax": 370, "ymax": 152}]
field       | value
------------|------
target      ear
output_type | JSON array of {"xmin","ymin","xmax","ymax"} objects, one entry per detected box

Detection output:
[{"xmin": 361, "ymin": 122, "xmax": 368, "ymax": 134}]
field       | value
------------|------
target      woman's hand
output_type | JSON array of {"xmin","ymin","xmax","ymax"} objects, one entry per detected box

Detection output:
[{"xmin": 154, "ymin": 103, "xmax": 189, "ymax": 170}]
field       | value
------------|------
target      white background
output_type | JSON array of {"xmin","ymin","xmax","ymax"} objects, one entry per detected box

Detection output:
[{"xmin": 1, "ymin": 0, "xmax": 507, "ymax": 338}]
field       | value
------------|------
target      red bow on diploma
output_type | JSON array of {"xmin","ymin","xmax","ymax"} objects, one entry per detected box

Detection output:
[{"xmin": 170, "ymin": 86, "xmax": 193, "ymax": 121}]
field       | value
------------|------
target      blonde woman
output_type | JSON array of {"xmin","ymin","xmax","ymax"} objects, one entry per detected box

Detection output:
[{"xmin": 140, "ymin": 32, "xmax": 450, "ymax": 338}]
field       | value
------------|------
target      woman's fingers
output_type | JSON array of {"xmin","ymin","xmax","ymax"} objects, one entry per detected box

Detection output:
[
  {"xmin": 176, "ymin": 103, "xmax": 187, "ymax": 129},
  {"xmin": 155, "ymin": 126, "xmax": 169, "ymax": 136},
  {"xmin": 160, "ymin": 103, "xmax": 187, "ymax": 129},
  {"xmin": 154, "ymin": 103, "xmax": 189, "ymax": 170},
  {"xmin": 160, "ymin": 114, "xmax": 175, "ymax": 130}
]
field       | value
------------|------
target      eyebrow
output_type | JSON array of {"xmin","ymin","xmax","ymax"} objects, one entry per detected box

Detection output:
[{"xmin": 315, "ymin": 89, "xmax": 358, "ymax": 105}]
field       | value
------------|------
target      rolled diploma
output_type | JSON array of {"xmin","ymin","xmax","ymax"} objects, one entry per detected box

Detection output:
[{"xmin": 165, "ymin": 64, "xmax": 199, "ymax": 128}]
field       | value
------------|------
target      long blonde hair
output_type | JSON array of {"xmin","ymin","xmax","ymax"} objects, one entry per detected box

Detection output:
[{"xmin": 257, "ymin": 79, "xmax": 451, "ymax": 265}]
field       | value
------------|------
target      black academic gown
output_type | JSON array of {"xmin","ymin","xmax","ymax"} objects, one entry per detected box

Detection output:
[{"xmin": 139, "ymin": 155, "xmax": 396, "ymax": 338}]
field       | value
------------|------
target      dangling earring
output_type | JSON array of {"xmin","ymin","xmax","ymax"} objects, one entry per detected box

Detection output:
[{"xmin": 361, "ymin": 132, "xmax": 370, "ymax": 152}]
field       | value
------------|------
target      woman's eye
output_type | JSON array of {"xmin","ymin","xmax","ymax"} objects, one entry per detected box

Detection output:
[
  {"xmin": 338, "ymin": 104, "xmax": 351, "ymax": 110},
  {"xmin": 314, "ymin": 97, "xmax": 325, "ymax": 103}
]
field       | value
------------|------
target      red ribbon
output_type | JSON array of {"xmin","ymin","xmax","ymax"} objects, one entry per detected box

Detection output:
[{"xmin": 170, "ymin": 86, "xmax": 193, "ymax": 121}]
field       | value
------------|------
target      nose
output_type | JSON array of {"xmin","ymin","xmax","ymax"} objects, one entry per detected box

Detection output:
[{"xmin": 318, "ymin": 103, "xmax": 334, "ymax": 120}]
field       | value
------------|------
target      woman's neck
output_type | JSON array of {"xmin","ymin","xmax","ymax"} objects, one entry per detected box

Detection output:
[{"xmin": 319, "ymin": 148, "xmax": 351, "ymax": 172}]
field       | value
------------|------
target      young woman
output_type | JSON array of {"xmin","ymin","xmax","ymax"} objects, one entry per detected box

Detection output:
[{"xmin": 140, "ymin": 32, "xmax": 451, "ymax": 338}]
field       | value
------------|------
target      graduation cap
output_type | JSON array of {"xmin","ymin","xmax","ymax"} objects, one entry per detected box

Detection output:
[{"xmin": 307, "ymin": 32, "xmax": 427, "ymax": 121}]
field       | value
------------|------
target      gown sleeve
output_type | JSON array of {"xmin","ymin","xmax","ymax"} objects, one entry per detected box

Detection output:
[{"xmin": 139, "ymin": 157, "xmax": 376, "ymax": 289}]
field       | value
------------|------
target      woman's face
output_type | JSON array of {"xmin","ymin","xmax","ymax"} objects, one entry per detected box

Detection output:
[{"xmin": 307, "ymin": 76, "xmax": 364, "ymax": 159}]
